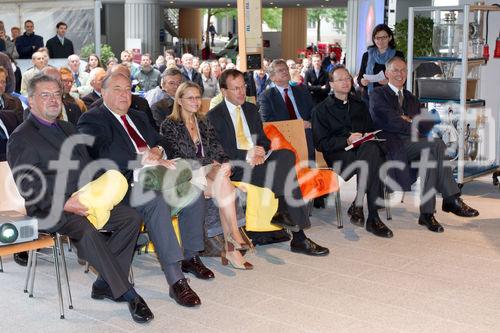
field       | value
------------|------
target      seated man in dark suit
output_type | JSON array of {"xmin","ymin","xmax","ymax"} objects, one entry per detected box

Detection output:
[
  {"xmin": 312, "ymin": 66, "xmax": 392, "ymax": 238},
  {"xmin": 82, "ymin": 67, "xmax": 106, "ymax": 108},
  {"xmin": 0, "ymin": 65, "xmax": 23, "ymax": 123},
  {"xmin": 88, "ymin": 64, "xmax": 158, "ymax": 131},
  {"xmin": 304, "ymin": 54, "xmax": 330, "ymax": 105},
  {"xmin": 78, "ymin": 71, "xmax": 210, "ymax": 307},
  {"xmin": 258, "ymin": 59, "xmax": 315, "ymax": 161},
  {"xmin": 208, "ymin": 69, "xmax": 329, "ymax": 256},
  {"xmin": 150, "ymin": 67, "xmax": 182, "ymax": 128},
  {"xmin": 370, "ymin": 57, "xmax": 478, "ymax": 233},
  {"xmin": 7, "ymin": 73, "xmax": 153, "ymax": 323}
]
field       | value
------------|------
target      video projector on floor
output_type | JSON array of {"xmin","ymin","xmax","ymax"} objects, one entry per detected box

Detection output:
[{"xmin": 0, "ymin": 211, "xmax": 38, "ymax": 246}]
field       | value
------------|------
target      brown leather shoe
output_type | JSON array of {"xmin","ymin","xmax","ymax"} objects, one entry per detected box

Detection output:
[
  {"xmin": 442, "ymin": 197, "xmax": 479, "ymax": 217},
  {"xmin": 181, "ymin": 255, "xmax": 215, "ymax": 280},
  {"xmin": 347, "ymin": 202, "xmax": 365, "ymax": 227},
  {"xmin": 169, "ymin": 278, "xmax": 201, "ymax": 307}
]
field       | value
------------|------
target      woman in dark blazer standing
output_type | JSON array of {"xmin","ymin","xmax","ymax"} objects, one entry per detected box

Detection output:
[
  {"xmin": 160, "ymin": 82, "xmax": 253, "ymax": 270},
  {"xmin": 357, "ymin": 24, "xmax": 404, "ymax": 101}
]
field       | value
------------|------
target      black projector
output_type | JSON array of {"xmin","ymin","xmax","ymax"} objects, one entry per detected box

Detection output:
[{"xmin": 0, "ymin": 211, "xmax": 38, "ymax": 246}]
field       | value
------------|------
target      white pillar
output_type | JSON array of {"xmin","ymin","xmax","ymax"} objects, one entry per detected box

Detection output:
[{"xmin": 124, "ymin": 0, "xmax": 160, "ymax": 56}]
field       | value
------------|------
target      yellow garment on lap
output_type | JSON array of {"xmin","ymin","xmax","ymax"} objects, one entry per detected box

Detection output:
[
  {"xmin": 74, "ymin": 170, "xmax": 129, "ymax": 230},
  {"xmin": 232, "ymin": 181, "xmax": 280, "ymax": 232}
]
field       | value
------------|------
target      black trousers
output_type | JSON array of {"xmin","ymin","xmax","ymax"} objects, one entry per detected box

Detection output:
[
  {"xmin": 404, "ymin": 137, "xmax": 460, "ymax": 214},
  {"xmin": 327, "ymin": 141, "xmax": 385, "ymax": 214},
  {"xmin": 231, "ymin": 149, "xmax": 310, "ymax": 230},
  {"xmin": 56, "ymin": 205, "xmax": 142, "ymax": 299}
]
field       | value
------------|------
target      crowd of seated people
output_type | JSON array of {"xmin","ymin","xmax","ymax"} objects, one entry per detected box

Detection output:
[{"xmin": 0, "ymin": 19, "xmax": 482, "ymax": 324}]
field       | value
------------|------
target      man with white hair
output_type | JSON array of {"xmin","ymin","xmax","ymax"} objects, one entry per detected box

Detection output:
[
  {"xmin": 180, "ymin": 53, "xmax": 203, "ymax": 94},
  {"xmin": 20, "ymin": 51, "xmax": 46, "ymax": 95},
  {"xmin": 82, "ymin": 67, "xmax": 106, "ymax": 108},
  {"xmin": 68, "ymin": 54, "xmax": 91, "ymax": 97}
]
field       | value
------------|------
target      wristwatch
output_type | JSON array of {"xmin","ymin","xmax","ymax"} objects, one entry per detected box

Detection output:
[{"xmin": 155, "ymin": 145, "xmax": 165, "ymax": 154}]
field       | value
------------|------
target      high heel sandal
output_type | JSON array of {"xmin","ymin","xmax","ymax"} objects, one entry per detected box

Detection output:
[
  {"xmin": 226, "ymin": 232, "xmax": 255, "ymax": 253},
  {"xmin": 221, "ymin": 240, "xmax": 253, "ymax": 270},
  {"xmin": 239, "ymin": 228, "xmax": 256, "ymax": 253}
]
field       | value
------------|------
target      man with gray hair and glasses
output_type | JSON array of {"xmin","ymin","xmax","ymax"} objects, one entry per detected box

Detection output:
[{"xmin": 7, "ymin": 73, "xmax": 154, "ymax": 323}]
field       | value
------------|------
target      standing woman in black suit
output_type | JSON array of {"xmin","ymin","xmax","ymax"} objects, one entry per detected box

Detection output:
[
  {"xmin": 160, "ymin": 81, "xmax": 253, "ymax": 270},
  {"xmin": 357, "ymin": 24, "xmax": 404, "ymax": 102}
]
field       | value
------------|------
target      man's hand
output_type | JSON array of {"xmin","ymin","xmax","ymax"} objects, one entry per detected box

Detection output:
[
  {"xmin": 64, "ymin": 194, "xmax": 89, "ymax": 216},
  {"xmin": 246, "ymin": 146, "xmax": 266, "ymax": 166},
  {"xmin": 158, "ymin": 159, "xmax": 177, "ymax": 170},
  {"xmin": 303, "ymin": 120, "xmax": 312, "ymax": 129},
  {"xmin": 347, "ymin": 132, "xmax": 363, "ymax": 145},
  {"xmin": 360, "ymin": 78, "xmax": 369, "ymax": 87},
  {"xmin": 401, "ymin": 115, "xmax": 412, "ymax": 123},
  {"xmin": 141, "ymin": 147, "xmax": 163, "ymax": 165}
]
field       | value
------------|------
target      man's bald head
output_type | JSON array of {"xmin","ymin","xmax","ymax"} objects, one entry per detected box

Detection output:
[
  {"xmin": 41, "ymin": 66, "xmax": 62, "ymax": 81},
  {"xmin": 108, "ymin": 64, "xmax": 131, "ymax": 78}
]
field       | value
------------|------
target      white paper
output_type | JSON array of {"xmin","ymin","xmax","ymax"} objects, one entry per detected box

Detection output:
[{"xmin": 363, "ymin": 71, "xmax": 386, "ymax": 83}]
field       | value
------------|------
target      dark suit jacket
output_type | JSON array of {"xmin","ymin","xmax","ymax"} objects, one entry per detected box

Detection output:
[
  {"xmin": 45, "ymin": 35, "xmax": 75, "ymax": 59},
  {"xmin": 0, "ymin": 52, "xmax": 15, "ymax": 93},
  {"xmin": 304, "ymin": 67, "xmax": 330, "ymax": 105},
  {"xmin": 180, "ymin": 67, "xmax": 204, "ymax": 94},
  {"xmin": 369, "ymin": 85, "xmax": 433, "ymax": 190},
  {"xmin": 151, "ymin": 96, "xmax": 174, "ymax": 129},
  {"xmin": 258, "ymin": 85, "xmax": 313, "ymax": 122},
  {"xmin": 1, "ymin": 93, "xmax": 24, "ymax": 123},
  {"xmin": 0, "ymin": 110, "xmax": 21, "ymax": 161},
  {"xmin": 159, "ymin": 116, "xmax": 228, "ymax": 167},
  {"xmin": 81, "ymin": 90, "xmax": 101, "ymax": 109},
  {"xmin": 312, "ymin": 95, "xmax": 375, "ymax": 165},
  {"xmin": 77, "ymin": 104, "xmax": 162, "ymax": 185},
  {"xmin": 89, "ymin": 94, "xmax": 158, "ymax": 132},
  {"xmin": 207, "ymin": 101, "xmax": 270, "ymax": 164},
  {"xmin": 7, "ymin": 115, "xmax": 91, "ymax": 230},
  {"xmin": 15, "ymin": 32, "xmax": 44, "ymax": 59}
]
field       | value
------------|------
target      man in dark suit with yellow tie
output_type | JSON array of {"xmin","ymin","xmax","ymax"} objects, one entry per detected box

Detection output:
[{"xmin": 208, "ymin": 69, "xmax": 329, "ymax": 256}]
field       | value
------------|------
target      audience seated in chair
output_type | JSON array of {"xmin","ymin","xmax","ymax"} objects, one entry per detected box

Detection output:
[
  {"xmin": 7, "ymin": 73, "xmax": 153, "ymax": 323},
  {"xmin": 369, "ymin": 57, "xmax": 478, "ymax": 233}
]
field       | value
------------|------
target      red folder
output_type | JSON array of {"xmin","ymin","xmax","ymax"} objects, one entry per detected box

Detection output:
[{"xmin": 345, "ymin": 130, "xmax": 383, "ymax": 151}]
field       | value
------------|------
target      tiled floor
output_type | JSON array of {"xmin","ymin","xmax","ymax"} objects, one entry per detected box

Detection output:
[{"xmin": 1, "ymin": 175, "xmax": 500, "ymax": 332}]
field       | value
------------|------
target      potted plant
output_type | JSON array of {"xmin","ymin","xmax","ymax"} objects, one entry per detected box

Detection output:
[{"xmin": 394, "ymin": 16, "xmax": 434, "ymax": 57}]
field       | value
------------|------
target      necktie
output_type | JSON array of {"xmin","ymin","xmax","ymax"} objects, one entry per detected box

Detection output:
[
  {"xmin": 74, "ymin": 73, "xmax": 81, "ymax": 87},
  {"xmin": 120, "ymin": 115, "xmax": 148, "ymax": 151},
  {"xmin": 235, "ymin": 106, "xmax": 252, "ymax": 150},
  {"xmin": 283, "ymin": 88, "xmax": 297, "ymax": 120},
  {"xmin": 0, "ymin": 97, "xmax": 4, "ymax": 110},
  {"xmin": 398, "ymin": 90, "xmax": 404, "ymax": 108}
]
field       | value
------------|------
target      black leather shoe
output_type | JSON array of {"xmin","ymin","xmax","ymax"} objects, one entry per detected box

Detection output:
[
  {"xmin": 270, "ymin": 212, "xmax": 300, "ymax": 232},
  {"xmin": 13, "ymin": 251, "xmax": 29, "ymax": 266},
  {"xmin": 128, "ymin": 295, "xmax": 154, "ymax": 323},
  {"xmin": 418, "ymin": 214, "xmax": 444, "ymax": 233},
  {"xmin": 313, "ymin": 196, "xmax": 326, "ymax": 209},
  {"xmin": 290, "ymin": 238, "xmax": 329, "ymax": 256},
  {"xmin": 91, "ymin": 283, "xmax": 125, "ymax": 302},
  {"xmin": 169, "ymin": 278, "xmax": 201, "ymax": 307},
  {"xmin": 366, "ymin": 216, "xmax": 393, "ymax": 238},
  {"xmin": 181, "ymin": 255, "xmax": 215, "ymax": 280},
  {"xmin": 442, "ymin": 197, "xmax": 479, "ymax": 217},
  {"xmin": 347, "ymin": 203, "xmax": 365, "ymax": 227}
]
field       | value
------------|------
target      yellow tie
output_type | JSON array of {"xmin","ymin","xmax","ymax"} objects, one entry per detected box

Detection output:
[{"xmin": 235, "ymin": 106, "xmax": 252, "ymax": 150}]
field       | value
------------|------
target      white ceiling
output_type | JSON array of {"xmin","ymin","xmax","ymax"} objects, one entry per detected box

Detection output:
[{"xmin": 160, "ymin": 0, "xmax": 347, "ymax": 8}]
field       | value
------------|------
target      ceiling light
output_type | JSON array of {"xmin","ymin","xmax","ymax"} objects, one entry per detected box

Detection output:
[{"xmin": 296, "ymin": 3, "xmax": 300, "ymax": 6}]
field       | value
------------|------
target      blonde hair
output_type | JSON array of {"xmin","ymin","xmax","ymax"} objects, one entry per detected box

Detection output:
[{"xmin": 169, "ymin": 81, "xmax": 203, "ymax": 122}]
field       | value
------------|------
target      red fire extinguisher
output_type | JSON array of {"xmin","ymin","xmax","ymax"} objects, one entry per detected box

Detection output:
[{"xmin": 494, "ymin": 33, "xmax": 500, "ymax": 58}]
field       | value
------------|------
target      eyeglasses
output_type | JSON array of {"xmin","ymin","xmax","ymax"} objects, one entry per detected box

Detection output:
[
  {"xmin": 374, "ymin": 35, "xmax": 390, "ymax": 41},
  {"xmin": 165, "ymin": 80, "xmax": 182, "ymax": 86},
  {"xmin": 226, "ymin": 85, "xmax": 247, "ymax": 93},
  {"xmin": 274, "ymin": 67, "xmax": 289, "ymax": 74},
  {"xmin": 182, "ymin": 96, "xmax": 202, "ymax": 102},
  {"xmin": 37, "ymin": 92, "xmax": 62, "ymax": 100},
  {"xmin": 333, "ymin": 77, "xmax": 352, "ymax": 83}
]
